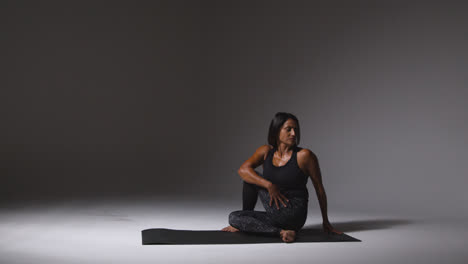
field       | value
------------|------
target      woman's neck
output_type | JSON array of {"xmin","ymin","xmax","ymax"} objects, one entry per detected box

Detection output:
[{"xmin": 275, "ymin": 144, "xmax": 295, "ymax": 157}]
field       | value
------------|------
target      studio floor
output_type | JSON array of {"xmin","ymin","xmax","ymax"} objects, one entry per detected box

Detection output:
[{"xmin": 0, "ymin": 197, "xmax": 466, "ymax": 264}]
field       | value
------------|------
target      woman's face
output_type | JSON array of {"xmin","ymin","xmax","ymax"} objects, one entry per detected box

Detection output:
[{"xmin": 277, "ymin": 118, "xmax": 298, "ymax": 147}]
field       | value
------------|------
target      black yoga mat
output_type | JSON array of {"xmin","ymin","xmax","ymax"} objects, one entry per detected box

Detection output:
[{"xmin": 141, "ymin": 228, "xmax": 361, "ymax": 245}]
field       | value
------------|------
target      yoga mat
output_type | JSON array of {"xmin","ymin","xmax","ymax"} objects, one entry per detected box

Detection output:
[{"xmin": 141, "ymin": 228, "xmax": 361, "ymax": 245}]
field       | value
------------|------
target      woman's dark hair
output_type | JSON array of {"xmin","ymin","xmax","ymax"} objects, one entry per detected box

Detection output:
[{"xmin": 267, "ymin": 112, "xmax": 301, "ymax": 149}]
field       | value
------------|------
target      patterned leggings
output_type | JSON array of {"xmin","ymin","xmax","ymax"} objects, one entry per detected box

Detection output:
[{"xmin": 228, "ymin": 177, "xmax": 308, "ymax": 237}]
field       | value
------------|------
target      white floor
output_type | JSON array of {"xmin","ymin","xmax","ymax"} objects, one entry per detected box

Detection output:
[{"xmin": 0, "ymin": 198, "xmax": 467, "ymax": 264}]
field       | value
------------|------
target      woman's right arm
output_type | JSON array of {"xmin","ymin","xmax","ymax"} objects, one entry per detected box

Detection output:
[{"xmin": 237, "ymin": 145, "xmax": 272, "ymax": 189}]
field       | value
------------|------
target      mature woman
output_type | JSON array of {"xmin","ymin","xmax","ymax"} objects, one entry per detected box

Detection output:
[{"xmin": 221, "ymin": 112, "xmax": 342, "ymax": 243}]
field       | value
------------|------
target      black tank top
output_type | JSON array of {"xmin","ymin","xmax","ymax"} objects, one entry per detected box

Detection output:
[{"xmin": 262, "ymin": 145, "xmax": 309, "ymax": 199}]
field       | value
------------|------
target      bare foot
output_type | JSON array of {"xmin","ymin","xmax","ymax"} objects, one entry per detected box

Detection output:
[
  {"xmin": 221, "ymin": 225, "xmax": 240, "ymax": 232},
  {"xmin": 280, "ymin": 229, "xmax": 296, "ymax": 243}
]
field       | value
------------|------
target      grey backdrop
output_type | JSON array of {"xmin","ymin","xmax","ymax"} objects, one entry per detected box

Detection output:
[{"xmin": 1, "ymin": 1, "xmax": 467, "ymax": 218}]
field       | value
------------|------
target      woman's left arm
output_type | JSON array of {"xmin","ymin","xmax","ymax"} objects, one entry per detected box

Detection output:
[{"xmin": 303, "ymin": 150, "xmax": 343, "ymax": 235}]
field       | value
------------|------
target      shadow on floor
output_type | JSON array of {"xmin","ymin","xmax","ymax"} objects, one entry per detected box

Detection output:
[{"xmin": 302, "ymin": 218, "xmax": 415, "ymax": 233}]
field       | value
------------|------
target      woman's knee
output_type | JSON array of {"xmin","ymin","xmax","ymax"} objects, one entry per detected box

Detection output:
[{"xmin": 228, "ymin": 210, "xmax": 242, "ymax": 225}]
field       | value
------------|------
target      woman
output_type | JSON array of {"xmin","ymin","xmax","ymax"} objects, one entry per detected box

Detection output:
[{"xmin": 221, "ymin": 112, "xmax": 342, "ymax": 243}]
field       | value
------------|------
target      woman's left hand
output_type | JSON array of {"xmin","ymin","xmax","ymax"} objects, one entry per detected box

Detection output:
[{"xmin": 322, "ymin": 221, "xmax": 343, "ymax": 235}]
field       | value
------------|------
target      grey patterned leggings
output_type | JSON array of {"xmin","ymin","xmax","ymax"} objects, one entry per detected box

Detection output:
[{"xmin": 228, "ymin": 180, "xmax": 308, "ymax": 237}]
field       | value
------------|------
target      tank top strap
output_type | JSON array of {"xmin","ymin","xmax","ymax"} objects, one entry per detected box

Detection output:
[
  {"xmin": 293, "ymin": 145, "xmax": 302, "ymax": 155},
  {"xmin": 265, "ymin": 146, "xmax": 273, "ymax": 162},
  {"xmin": 291, "ymin": 146, "xmax": 299, "ymax": 162},
  {"xmin": 268, "ymin": 146, "xmax": 275, "ymax": 156}
]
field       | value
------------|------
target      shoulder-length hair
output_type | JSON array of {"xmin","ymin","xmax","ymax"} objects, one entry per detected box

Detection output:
[{"xmin": 267, "ymin": 112, "xmax": 301, "ymax": 149}]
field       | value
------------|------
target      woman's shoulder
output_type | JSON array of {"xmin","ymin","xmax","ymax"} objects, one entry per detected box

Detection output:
[
  {"xmin": 297, "ymin": 147, "xmax": 318, "ymax": 161},
  {"xmin": 256, "ymin": 144, "xmax": 273, "ymax": 151},
  {"xmin": 265, "ymin": 145, "xmax": 275, "ymax": 154},
  {"xmin": 296, "ymin": 147, "xmax": 318, "ymax": 173},
  {"xmin": 256, "ymin": 144, "xmax": 274, "ymax": 160}
]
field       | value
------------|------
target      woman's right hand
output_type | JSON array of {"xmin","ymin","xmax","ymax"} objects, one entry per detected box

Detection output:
[{"xmin": 266, "ymin": 183, "xmax": 289, "ymax": 210}]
